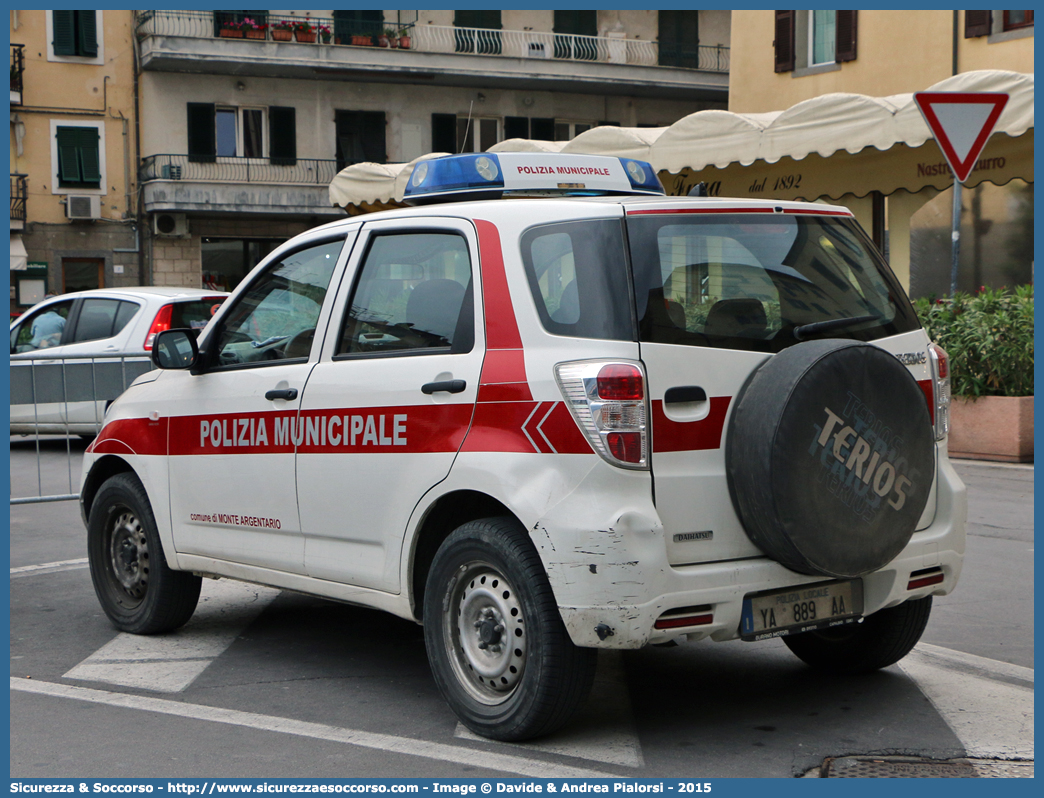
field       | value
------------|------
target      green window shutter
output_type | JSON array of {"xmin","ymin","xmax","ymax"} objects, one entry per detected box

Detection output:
[
  {"xmin": 53, "ymin": 10, "xmax": 76, "ymax": 56},
  {"xmin": 454, "ymin": 10, "xmax": 501, "ymax": 30},
  {"xmin": 187, "ymin": 103, "xmax": 216, "ymax": 163},
  {"xmin": 553, "ymin": 10, "xmax": 596, "ymax": 36},
  {"xmin": 269, "ymin": 106, "xmax": 297, "ymax": 166},
  {"xmin": 57, "ymin": 127, "xmax": 83, "ymax": 183},
  {"xmin": 504, "ymin": 117, "xmax": 529, "ymax": 140},
  {"xmin": 432, "ymin": 113, "xmax": 456, "ymax": 154},
  {"xmin": 78, "ymin": 11, "xmax": 98, "ymax": 58},
  {"xmin": 530, "ymin": 118, "xmax": 555, "ymax": 140},
  {"xmin": 76, "ymin": 127, "xmax": 101, "ymax": 183}
]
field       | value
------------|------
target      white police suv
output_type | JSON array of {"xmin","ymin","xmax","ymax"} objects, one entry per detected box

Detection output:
[{"xmin": 80, "ymin": 153, "xmax": 966, "ymax": 741}]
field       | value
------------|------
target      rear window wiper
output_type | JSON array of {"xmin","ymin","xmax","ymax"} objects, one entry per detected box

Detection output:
[{"xmin": 793, "ymin": 314, "xmax": 879, "ymax": 341}]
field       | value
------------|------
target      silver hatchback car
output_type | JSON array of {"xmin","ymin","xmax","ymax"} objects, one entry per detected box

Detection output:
[{"xmin": 10, "ymin": 287, "xmax": 227, "ymax": 436}]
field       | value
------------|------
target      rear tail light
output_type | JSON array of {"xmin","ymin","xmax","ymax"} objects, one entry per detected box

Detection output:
[
  {"xmin": 908, "ymin": 567, "xmax": 945, "ymax": 590},
  {"xmin": 143, "ymin": 305, "xmax": 173, "ymax": 351},
  {"xmin": 555, "ymin": 360, "xmax": 649, "ymax": 469},
  {"xmin": 654, "ymin": 605, "xmax": 714, "ymax": 630},
  {"xmin": 928, "ymin": 343, "xmax": 950, "ymax": 441}
]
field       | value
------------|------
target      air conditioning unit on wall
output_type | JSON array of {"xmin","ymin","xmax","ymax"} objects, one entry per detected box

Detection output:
[
  {"xmin": 66, "ymin": 195, "xmax": 101, "ymax": 220},
  {"xmin": 153, "ymin": 212, "xmax": 189, "ymax": 237}
]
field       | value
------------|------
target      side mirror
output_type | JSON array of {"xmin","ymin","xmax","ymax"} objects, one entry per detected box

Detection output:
[{"xmin": 152, "ymin": 328, "xmax": 199, "ymax": 370}]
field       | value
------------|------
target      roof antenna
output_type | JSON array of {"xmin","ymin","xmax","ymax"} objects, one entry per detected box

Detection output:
[{"xmin": 460, "ymin": 100, "xmax": 474, "ymax": 154}]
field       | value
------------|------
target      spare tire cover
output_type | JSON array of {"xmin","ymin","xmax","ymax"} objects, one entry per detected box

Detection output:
[{"xmin": 726, "ymin": 339, "xmax": 935, "ymax": 578}]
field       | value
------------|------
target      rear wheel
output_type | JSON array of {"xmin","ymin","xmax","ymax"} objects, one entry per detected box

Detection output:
[
  {"xmin": 782, "ymin": 596, "xmax": 932, "ymax": 674},
  {"xmin": 88, "ymin": 472, "xmax": 201, "ymax": 634},
  {"xmin": 423, "ymin": 517, "xmax": 597, "ymax": 741}
]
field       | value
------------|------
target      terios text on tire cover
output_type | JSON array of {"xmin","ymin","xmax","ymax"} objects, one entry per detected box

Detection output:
[{"xmin": 80, "ymin": 152, "xmax": 967, "ymax": 741}]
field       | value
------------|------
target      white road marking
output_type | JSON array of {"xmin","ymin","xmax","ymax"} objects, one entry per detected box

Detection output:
[
  {"xmin": 898, "ymin": 643, "xmax": 1034, "ymax": 760},
  {"xmin": 64, "ymin": 579, "xmax": 279, "ymax": 693},
  {"xmin": 10, "ymin": 557, "xmax": 89, "ymax": 578},
  {"xmin": 11, "ymin": 678, "xmax": 612, "ymax": 778},
  {"xmin": 456, "ymin": 650, "xmax": 644, "ymax": 768}
]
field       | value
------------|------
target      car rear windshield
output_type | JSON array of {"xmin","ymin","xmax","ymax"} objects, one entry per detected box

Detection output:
[
  {"xmin": 171, "ymin": 297, "xmax": 225, "ymax": 331},
  {"xmin": 626, "ymin": 213, "xmax": 920, "ymax": 352}
]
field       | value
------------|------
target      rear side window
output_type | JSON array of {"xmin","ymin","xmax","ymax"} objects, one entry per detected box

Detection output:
[
  {"xmin": 520, "ymin": 220, "xmax": 634, "ymax": 341},
  {"xmin": 169, "ymin": 297, "xmax": 224, "ymax": 331},
  {"xmin": 627, "ymin": 214, "xmax": 919, "ymax": 352},
  {"xmin": 338, "ymin": 232, "xmax": 473, "ymax": 356},
  {"xmin": 72, "ymin": 298, "xmax": 124, "ymax": 343}
]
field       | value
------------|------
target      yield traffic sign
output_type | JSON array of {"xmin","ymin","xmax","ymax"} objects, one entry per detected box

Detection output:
[{"xmin": 913, "ymin": 92, "xmax": 1009, "ymax": 183}]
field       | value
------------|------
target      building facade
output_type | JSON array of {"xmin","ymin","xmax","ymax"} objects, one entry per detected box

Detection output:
[
  {"xmin": 9, "ymin": 9, "xmax": 140, "ymax": 317},
  {"xmin": 135, "ymin": 9, "xmax": 731, "ymax": 291},
  {"xmin": 727, "ymin": 10, "xmax": 1033, "ymax": 296}
]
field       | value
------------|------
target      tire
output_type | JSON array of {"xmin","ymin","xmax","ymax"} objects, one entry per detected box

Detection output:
[
  {"xmin": 423, "ymin": 517, "xmax": 597, "ymax": 741},
  {"xmin": 87, "ymin": 472, "xmax": 202, "ymax": 634},
  {"xmin": 726, "ymin": 339, "xmax": 935, "ymax": 578},
  {"xmin": 782, "ymin": 596, "xmax": 932, "ymax": 674}
]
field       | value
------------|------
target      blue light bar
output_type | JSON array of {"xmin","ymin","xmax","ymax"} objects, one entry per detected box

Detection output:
[{"xmin": 404, "ymin": 153, "xmax": 664, "ymax": 205}]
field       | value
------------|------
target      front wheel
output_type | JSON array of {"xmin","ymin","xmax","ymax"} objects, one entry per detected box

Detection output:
[
  {"xmin": 782, "ymin": 596, "xmax": 933, "ymax": 674},
  {"xmin": 87, "ymin": 472, "xmax": 202, "ymax": 634},
  {"xmin": 423, "ymin": 517, "xmax": 597, "ymax": 741}
]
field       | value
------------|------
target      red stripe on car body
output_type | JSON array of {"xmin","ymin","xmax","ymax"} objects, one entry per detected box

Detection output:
[{"xmin": 650, "ymin": 396, "xmax": 732, "ymax": 453}]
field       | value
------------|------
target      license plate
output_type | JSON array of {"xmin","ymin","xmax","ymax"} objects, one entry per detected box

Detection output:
[{"xmin": 740, "ymin": 579, "xmax": 863, "ymax": 641}]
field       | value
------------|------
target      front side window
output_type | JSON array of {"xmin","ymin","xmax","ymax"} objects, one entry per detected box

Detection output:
[
  {"xmin": 1004, "ymin": 10, "xmax": 1034, "ymax": 30},
  {"xmin": 211, "ymin": 239, "xmax": 343, "ymax": 368},
  {"xmin": 338, "ymin": 232, "xmax": 473, "ymax": 356},
  {"xmin": 12, "ymin": 300, "xmax": 75, "ymax": 352},
  {"xmin": 521, "ymin": 220, "xmax": 634, "ymax": 341},
  {"xmin": 627, "ymin": 214, "xmax": 919, "ymax": 353}
]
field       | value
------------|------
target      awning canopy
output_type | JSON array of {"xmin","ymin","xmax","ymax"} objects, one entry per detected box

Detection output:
[
  {"xmin": 328, "ymin": 69, "xmax": 1033, "ymax": 211},
  {"xmin": 10, "ymin": 234, "xmax": 28, "ymax": 271}
]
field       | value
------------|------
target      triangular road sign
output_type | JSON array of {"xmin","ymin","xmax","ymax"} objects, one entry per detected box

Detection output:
[{"xmin": 914, "ymin": 92, "xmax": 1009, "ymax": 183}]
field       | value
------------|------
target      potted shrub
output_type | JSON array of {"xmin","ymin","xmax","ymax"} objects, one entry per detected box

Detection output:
[
  {"xmin": 294, "ymin": 21, "xmax": 317, "ymax": 43},
  {"xmin": 397, "ymin": 28, "xmax": 411, "ymax": 49},
  {"xmin": 318, "ymin": 24, "xmax": 332, "ymax": 44},
  {"xmin": 219, "ymin": 20, "xmax": 244, "ymax": 38},
  {"xmin": 378, "ymin": 28, "xmax": 397, "ymax": 47},
  {"xmin": 271, "ymin": 20, "xmax": 293, "ymax": 41},
  {"xmin": 242, "ymin": 18, "xmax": 267, "ymax": 40},
  {"xmin": 915, "ymin": 285, "xmax": 1034, "ymax": 462}
]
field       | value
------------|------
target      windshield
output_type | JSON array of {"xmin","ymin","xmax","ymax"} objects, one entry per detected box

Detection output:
[{"xmin": 626, "ymin": 213, "xmax": 919, "ymax": 352}]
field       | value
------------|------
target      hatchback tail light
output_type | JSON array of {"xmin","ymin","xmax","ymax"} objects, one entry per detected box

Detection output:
[
  {"xmin": 143, "ymin": 305, "xmax": 173, "ymax": 351},
  {"xmin": 555, "ymin": 360, "xmax": 649, "ymax": 469},
  {"xmin": 928, "ymin": 342, "xmax": 950, "ymax": 441}
]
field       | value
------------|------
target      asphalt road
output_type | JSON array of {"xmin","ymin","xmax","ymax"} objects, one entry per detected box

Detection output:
[{"xmin": 8, "ymin": 437, "xmax": 1034, "ymax": 778}]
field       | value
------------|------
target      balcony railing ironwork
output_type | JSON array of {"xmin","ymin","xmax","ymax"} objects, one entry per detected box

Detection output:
[
  {"xmin": 10, "ymin": 43, "xmax": 25, "ymax": 100},
  {"xmin": 134, "ymin": 11, "xmax": 729, "ymax": 73},
  {"xmin": 11, "ymin": 174, "xmax": 27, "ymax": 222},
  {"xmin": 139, "ymin": 154, "xmax": 340, "ymax": 185}
]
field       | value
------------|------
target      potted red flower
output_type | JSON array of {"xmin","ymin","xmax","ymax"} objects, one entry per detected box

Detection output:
[
  {"xmin": 318, "ymin": 24, "xmax": 332, "ymax": 44},
  {"xmin": 271, "ymin": 20, "xmax": 293, "ymax": 41},
  {"xmin": 219, "ymin": 20, "xmax": 244, "ymax": 38},
  {"xmin": 242, "ymin": 18, "xmax": 267, "ymax": 40},
  {"xmin": 294, "ymin": 21, "xmax": 317, "ymax": 43}
]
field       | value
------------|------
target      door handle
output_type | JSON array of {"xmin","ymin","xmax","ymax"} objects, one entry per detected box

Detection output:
[
  {"xmin": 664, "ymin": 386, "xmax": 707, "ymax": 404},
  {"xmin": 265, "ymin": 388, "xmax": 298, "ymax": 401},
  {"xmin": 421, "ymin": 379, "xmax": 466, "ymax": 395}
]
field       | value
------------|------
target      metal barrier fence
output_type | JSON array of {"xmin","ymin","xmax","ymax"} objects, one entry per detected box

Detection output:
[{"xmin": 10, "ymin": 352, "xmax": 154, "ymax": 505}]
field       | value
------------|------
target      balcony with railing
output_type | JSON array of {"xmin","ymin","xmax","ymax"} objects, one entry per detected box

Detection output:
[
  {"xmin": 11, "ymin": 174, "xmax": 27, "ymax": 227},
  {"xmin": 134, "ymin": 11, "xmax": 728, "ymax": 99},
  {"xmin": 11, "ymin": 43, "xmax": 24, "ymax": 105},
  {"xmin": 139, "ymin": 154, "xmax": 343, "ymax": 217}
]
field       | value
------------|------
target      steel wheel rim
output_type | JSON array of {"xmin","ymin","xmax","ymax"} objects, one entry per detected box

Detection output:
[
  {"xmin": 106, "ymin": 508, "xmax": 149, "ymax": 607},
  {"xmin": 444, "ymin": 562, "xmax": 527, "ymax": 705}
]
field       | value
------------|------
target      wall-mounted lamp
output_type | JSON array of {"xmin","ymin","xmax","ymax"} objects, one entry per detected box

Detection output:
[
  {"xmin": 235, "ymin": 81, "xmax": 246, "ymax": 91},
  {"xmin": 477, "ymin": 92, "xmax": 486, "ymax": 102}
]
